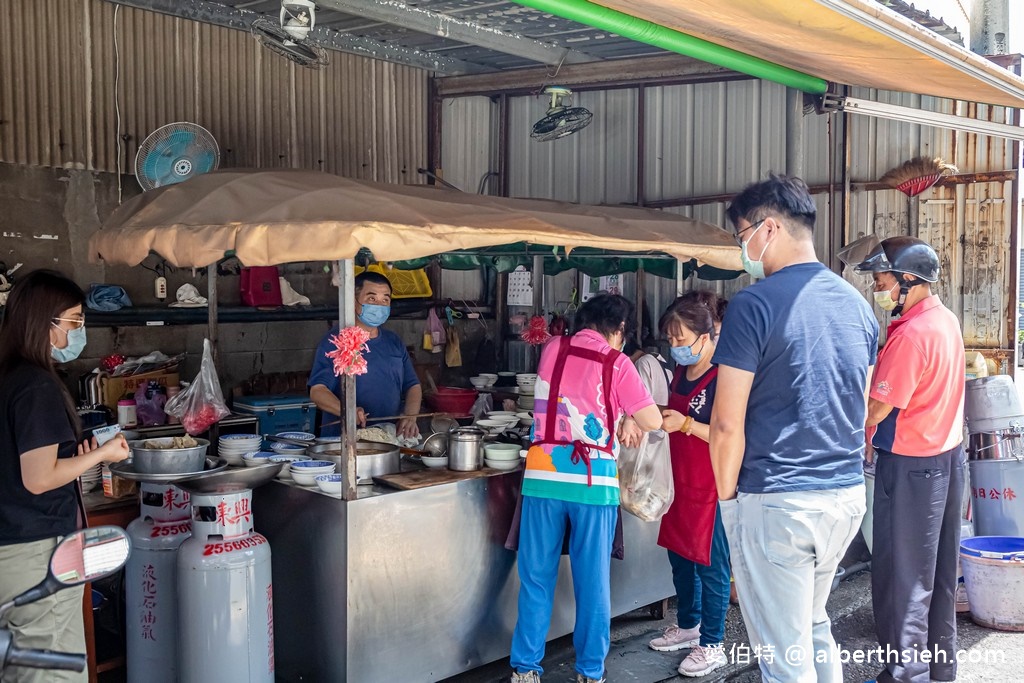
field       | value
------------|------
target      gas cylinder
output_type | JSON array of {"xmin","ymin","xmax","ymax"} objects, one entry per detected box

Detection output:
[
  {"xmin": 177, "ymin": 489, "xmax": 274, "ymax": 683},
  {"xmin": 125, "ymin": 483, "xmax": 192, "ymax": 683}
]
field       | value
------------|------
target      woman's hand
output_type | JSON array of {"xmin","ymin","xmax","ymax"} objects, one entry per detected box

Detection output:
[
  {"xmin": 661, "ymin": 409, "xmax": 688, "ymax": 434},
  {"xmin": 81, "ymin": 434, "xmax": 130, "ymax": 463},
  {"xmin": 617, "ymin": 417, "xmax": 643, "ymax": 449}
]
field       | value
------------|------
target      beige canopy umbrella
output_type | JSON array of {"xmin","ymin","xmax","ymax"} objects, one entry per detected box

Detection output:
[{"xmin": 88, "ymin": 169, "xmax": 741, "ymax": 271}]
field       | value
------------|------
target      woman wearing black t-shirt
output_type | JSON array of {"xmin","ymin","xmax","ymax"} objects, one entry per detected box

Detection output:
[
  {"xmin": 0, "ymin": 270, "xmax": 129, "ymax": 683},
  {"xmin": 646, "ymin": 294, "xmax": 731, "ymax": 678}
]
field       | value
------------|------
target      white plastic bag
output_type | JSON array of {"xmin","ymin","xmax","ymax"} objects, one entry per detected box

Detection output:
[{"xmin": 619, "ymin": 430, "xmax": 674, "ymax": 522}]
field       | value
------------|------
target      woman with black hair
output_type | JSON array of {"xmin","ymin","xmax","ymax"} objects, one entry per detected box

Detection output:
[
  {"xmin": 510, "ymin": 294, "xmax": 662, "ymax": 683},
  {"xmin": 0, "ymin": 269, "xmax": 130, "ymax": 683},
  {"xmin": 647, "ymin": 293, "xmax": 731, "ymax": 678}
]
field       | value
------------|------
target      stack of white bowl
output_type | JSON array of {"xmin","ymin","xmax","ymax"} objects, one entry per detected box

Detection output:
[
  {"xmin": 241, "ymin": 451, "xmax": 278, "ymax": 467},
  {"xmin": 485, "ymin": 411, "xmax": 519, "ymax": 429},
  {"xmin": 470, "ymin": 373, "xmax": 498, "ymax": 390},
  {"xmin": 79, "ymin": 463, "xmax": 103, "ymax": 492},
  {"xmin": 269, "ymin": 454, "xmax": 311, "ymax": 480},
  {"xmin": 517, "ymin": 373, "xmax": 537, "ymax": 411},
  {"xmin": 289, "ymin": 459, "xmax": 336, "ymax": 486},
  {"xmin": 219, "ymin": 434, "xmax": 263, "ymax": 466},
  {"xmin": 484, "ymin": 443, "xmax": 522, "ymax": 471},
  {"xmin": 269, "ymin": 431, "xmax": 314, "ymax": 457}
]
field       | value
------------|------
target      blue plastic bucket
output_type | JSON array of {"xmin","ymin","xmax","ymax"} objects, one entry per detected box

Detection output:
[{"xmin": 960, "ymin": 536, "xmax": 1024, "ymax": 631}]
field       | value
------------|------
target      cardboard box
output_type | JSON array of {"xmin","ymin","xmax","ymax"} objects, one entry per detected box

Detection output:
[{"xmin": 100, "ymin": 369, "xmax": 180, "ymax": 411}]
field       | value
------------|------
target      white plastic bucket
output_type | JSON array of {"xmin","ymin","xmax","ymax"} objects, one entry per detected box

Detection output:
[{"xmin": 960, "ymin": 536, "xmax": 1024, "ymax": 631}]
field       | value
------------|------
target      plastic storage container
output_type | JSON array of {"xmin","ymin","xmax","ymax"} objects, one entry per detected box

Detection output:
[{"xmin": 233, "ymin": 395, "xmax": 316, "ymax": 436}]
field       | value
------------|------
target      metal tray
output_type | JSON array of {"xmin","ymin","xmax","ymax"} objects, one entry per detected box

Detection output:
[
  {"xmin": 108, "ymin": 457, "xmax": 227, "ymax": 483},
  {"xmin": 173, "ymin": 462, "xmax": 284, "ymax": 494}
]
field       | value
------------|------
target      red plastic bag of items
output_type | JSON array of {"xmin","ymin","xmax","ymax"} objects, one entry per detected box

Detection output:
[{"xmin": 164, "ymin": 339, "xmax": 230, "ymax": 435}]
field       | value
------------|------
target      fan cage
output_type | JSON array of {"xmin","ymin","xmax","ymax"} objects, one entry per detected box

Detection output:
[
  {"xmin": 251, "ymin": 17, "xmax": 329, "ymax": 69},
  {"xmin": 134, "ymin": 123, "xmax": 220, "ymax": 191},
  {"xmin": 531, "ymin": 107, "xmax": 594, "ymax": 142}
]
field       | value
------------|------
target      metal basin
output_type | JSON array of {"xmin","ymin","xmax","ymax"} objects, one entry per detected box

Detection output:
[
  {"xmin": 129, "ymin": 438, "xmax": 210, "ymax": 474},
  {"xmin": 306, "ymin": 440, "xmax": 400, "ymax": 479}
]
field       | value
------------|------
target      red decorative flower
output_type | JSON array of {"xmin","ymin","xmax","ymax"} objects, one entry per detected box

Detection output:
[
  {"xmin": 521, "ymin": 315, "xmax": 551, "ymax": 346},
  {"xmin": 326, "ymin": 326, "xmax": 371, "ymax": 376}
]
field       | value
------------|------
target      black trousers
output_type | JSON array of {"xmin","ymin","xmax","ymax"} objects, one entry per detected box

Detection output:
[{"xmin": 872, "ymin": 445, "xmax": 965, "ymax": 683}]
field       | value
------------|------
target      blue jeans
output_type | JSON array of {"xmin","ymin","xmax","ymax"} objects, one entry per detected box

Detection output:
[
  {"xmin": 510, "ymin": 496, "xmax": 617, "ymax": 680},
  {"xmin": 669, "ymin": 504, "xmax": 731, "ymax": 646}
]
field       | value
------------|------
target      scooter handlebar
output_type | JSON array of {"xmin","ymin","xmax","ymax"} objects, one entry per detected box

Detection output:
[{"xmin": 5, "ymin": 646, "xmax": 85, "ymax": 672}]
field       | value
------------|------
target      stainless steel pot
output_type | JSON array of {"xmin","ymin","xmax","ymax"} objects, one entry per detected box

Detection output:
[
  {"xmin": 305, "ymin": 440, "xmax": 400, "ymax": 479},
  {"xmin": 448, "ymin": 426, "xmax": 485, "ymax": 472}
]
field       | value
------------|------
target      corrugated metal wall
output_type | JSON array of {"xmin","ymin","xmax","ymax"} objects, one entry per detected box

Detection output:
[
  {"xmin": 441, "ymin": 78, "xmax": 1019, "ymax": 351},
  {"xmin": 846, "ymin": 87, "xmax": 1017, "ymax": 348},
  {"xmin": 0, "ymin": 0, "xmax": 428, "ymax": 181}
]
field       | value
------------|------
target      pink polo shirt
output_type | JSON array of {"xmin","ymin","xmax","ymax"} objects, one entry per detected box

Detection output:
[{"xmin": 870, "ymin": 295, "xmax": 965, "ymax": 457}]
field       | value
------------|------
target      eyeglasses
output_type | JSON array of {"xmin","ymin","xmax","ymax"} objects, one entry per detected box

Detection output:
[
  {"xmin": 53, "ymin": 317, "xmax": 86, "ymax": 330},
  {"xmin": 734, "ymin": 218, "xmax": 766, "ymax": 246}
]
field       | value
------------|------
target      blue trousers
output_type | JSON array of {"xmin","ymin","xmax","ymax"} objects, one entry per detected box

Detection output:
[
  {"xmin": 510, "ymin": 495, "xmax": 617, "ymax": 679},
  {"xmin": 669, "ymin": 504, "xmax": 731, "ymax": 646}
]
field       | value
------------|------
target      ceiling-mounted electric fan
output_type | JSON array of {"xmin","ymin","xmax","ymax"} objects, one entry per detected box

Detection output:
[
  {"xmin": 531, "ymin": 86, "xmax": 593, "ymax": 142},
  {"xmin": 134, "ymin": 122, "xmax": 220, "ymax": 191},
  {"xmin": 251, "ymin": 0, "xmax": 329, "ymax": 69}
]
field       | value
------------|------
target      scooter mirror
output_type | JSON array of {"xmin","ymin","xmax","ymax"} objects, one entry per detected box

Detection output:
[
  {"xmin": 50, "ymin": 526, "xmax": 131, "ymax": 586},
  {"xmin": 1, "ymin": 527, "xmax": 131, "ymax": 617}
]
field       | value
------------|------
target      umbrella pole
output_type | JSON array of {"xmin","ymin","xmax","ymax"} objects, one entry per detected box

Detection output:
[{"xmin": 337, "ymin": 259, "xmax": 359, "ymax": 501}]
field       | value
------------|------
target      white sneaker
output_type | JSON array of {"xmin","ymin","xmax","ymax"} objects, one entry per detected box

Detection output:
[
  {"xmin": 511, "ymin": 671, "xmax": 541, "ymax": 683},
  {"xmin": 678, "ymin": 643, "xmax": 727, "ymax": 677},
  {"xmin": 649, "ymin": 624, "xmax": 701, "ymax": 652},
  {"xmin": 576, "ymin": 674, "xmax": 606, "ymax": 683}
]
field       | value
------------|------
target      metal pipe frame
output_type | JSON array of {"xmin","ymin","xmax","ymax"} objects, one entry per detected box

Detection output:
[{"xmin": 317, "ymin": 0, "xmax": 594, "ymax": 67}]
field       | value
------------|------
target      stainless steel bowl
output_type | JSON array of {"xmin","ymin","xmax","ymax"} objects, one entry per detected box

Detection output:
[{"xmin": 128, "ymin": 438, "xmax": 210, "ymax": 474}]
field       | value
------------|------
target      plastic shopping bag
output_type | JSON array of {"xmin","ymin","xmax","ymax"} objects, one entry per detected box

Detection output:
[
  {"xmin": 165, "ymin": 339, "xmax": 230, "ymax": 435},
  {"xmin": 618, "ymin": 430, "xmax": 674, "ymax": 522}
]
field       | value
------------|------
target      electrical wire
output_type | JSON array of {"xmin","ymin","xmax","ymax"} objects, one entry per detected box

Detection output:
[{"xmin": 113, "ymin": 6, "xmax": 122, "ymax": 204}]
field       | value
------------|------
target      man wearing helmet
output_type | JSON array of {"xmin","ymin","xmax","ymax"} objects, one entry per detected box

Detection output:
[{"xmin": 854, "ymin": 236, "xmax": 965, "ymax": 683}]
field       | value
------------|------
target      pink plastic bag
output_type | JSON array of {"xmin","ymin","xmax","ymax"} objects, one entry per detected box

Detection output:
[{"xmin": 164, "ymin": 339, "xmax": 230, "ymax": 435}]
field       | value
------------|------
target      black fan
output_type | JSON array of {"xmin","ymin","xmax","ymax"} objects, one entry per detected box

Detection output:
[
  {"xmin": 251, "ymin": 16, "xmax": 329, "ymax": 70},
  {"xmin": 531, "ymin": 87, "xmax": 593, "ymax": 142}
]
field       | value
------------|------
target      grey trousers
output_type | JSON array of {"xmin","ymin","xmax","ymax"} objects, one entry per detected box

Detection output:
[
  {"xmin": 872, "ymin": 445, "xmax": 965, "ymax": 683},
  {"xmin": 0, "ymin": 537, "xmax": 86, "ymax": 683}
]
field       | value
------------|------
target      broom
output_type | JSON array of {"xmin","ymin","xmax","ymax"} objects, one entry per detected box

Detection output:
[{"xmin": 879, "ymin": 157, "xmax": 958, "ymax": 197}]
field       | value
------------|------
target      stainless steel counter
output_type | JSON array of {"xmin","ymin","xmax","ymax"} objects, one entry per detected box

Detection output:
[{"xmin": 253, "ymin": 472, "xmax": 674, "ymax": 682}]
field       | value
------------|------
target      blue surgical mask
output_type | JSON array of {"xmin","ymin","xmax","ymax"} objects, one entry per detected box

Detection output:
[
  {"xmin": 358, "ymin": 303, "xmax": 390, "ymax": 327},
  {"xmin": 740, "ymin": 221, "xmax": 770, "ymax": 280},
  {"xmin": 51, "ymin": 324, "xmax": 87, "ymax": 363},
  {"xmin": 670, "ymin": 339, "xmax": 704, "ymax": 366}
]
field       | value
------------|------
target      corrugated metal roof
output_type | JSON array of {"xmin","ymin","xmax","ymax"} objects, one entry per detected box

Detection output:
[{"xmin": 223, "ymin": 0, "xmax": 666, "ymax": 71}]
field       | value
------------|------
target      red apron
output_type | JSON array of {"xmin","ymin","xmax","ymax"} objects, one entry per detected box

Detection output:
[
  {"xmin": 657, "ymin": 366, "xmax": 718, "ymax": 566},
  {"xmin": 505, "ymin": 335, "xmax": 627, "ymax": 558},
  {"xmin": 530, "ymin": 336, "xmax": 618, "ymax": 483}
]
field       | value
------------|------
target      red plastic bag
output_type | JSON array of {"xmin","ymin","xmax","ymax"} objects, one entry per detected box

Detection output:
[{"xmin": 165, "ymin": 339, "xmax": 230, "ymax": 435}]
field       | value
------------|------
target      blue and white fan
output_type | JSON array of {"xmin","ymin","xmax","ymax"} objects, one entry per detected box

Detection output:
[{"xmin": 134, "ymin": 122, "xmax": 220, "ymax": 191}]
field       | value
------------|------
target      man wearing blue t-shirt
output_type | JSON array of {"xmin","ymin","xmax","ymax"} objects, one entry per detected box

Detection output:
[
  {"xmin": 308, "ymin": 272, "xmax": 421, "ymax": 439},
  {"xmin": 710, "ymin": 174, "xmax": 878, "ymax": 683}
]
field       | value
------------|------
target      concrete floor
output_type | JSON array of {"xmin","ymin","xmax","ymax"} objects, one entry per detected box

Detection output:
[{"xmin": 443, "ymin": 537, "xmax": 1024, "ymax": 683}]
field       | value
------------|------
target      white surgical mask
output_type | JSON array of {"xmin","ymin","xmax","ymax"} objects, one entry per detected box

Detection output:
[{"xmin": 740, "ymin": 221, "xmax": 771, "ymax": 280}]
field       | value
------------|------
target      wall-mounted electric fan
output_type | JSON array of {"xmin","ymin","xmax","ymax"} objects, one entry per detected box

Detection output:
[{"xmin": 134, "ymin": 122, "xmax": 220, "ymax": 191}]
